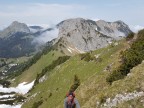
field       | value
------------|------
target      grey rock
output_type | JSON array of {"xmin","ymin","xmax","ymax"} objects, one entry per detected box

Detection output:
[
  {"xmin": 56, "ymin": 18, "xmax": 131, "ymax": 52},
  {"xmin": 103, "ymin": 91, "xmax": 144, "ymax": 108},
  {"xmin": 0, "ymin": 21, "xmax": 30, "ymax": 38},
  {"xmin": 95, "ymin": 20, "xmax": 131, "ymax": 39}
]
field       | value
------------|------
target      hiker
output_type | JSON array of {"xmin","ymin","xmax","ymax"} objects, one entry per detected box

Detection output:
[{"xmin": 64, "ymin": 92, "xmax": 80, "ymax": 108}]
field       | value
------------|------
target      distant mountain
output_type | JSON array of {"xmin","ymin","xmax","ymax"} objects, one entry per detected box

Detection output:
[
  {"xmin": 0, "ymin": 21, "xmax": 30, "ymax": 38},
  {"xmin": 16, "ymin": 29, "xmax": 144, "ymax": 108},
  {"xmin": 95, "ymin": 20, "xmax": 131, "ymax": 38},
  {"xmin": 0, "ymin": 18, "xmax": 132, "ymax": 58},
  {"xmin": 56, "ymin": 18, "xmax": 132, "ymax": 52},
  {"xmin": 0, "ymin": 21, "xmax": 56, "ymax": 58},
  {"xmin": 5, "ymin": 19, "xmax": 142, "ymax": 108},
  {"xmin": 29, "ymin": 26, "xmax": 44, "ymax": 33}
]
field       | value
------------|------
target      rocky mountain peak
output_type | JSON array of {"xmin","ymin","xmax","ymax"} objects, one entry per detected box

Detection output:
[
  {"xmin": 0, "ymin": 21, "xmax": 30, "ymax": 38},
  {"xmin": 56, "ymin": 18, "xmax": 132, "ymax": 52},
  {"xmin": 11, "ymin": 21, "xmax": 21, "ymax": 25},
  {"xmin": 8, "ymin": 21, "xmax": 30, "ymax": 33},
  {"xmin": 95, "ymin": 19, "xmax": 131, "ymax": 38}
]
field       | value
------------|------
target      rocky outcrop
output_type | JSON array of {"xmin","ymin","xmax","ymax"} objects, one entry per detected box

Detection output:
[
  {"xmin": 103, "ymin": 91, "xmax": 144, "ymax": 108},
  {"xmin": 95, "ymin": 20, "xmax": 131, "ymax": 38},
  {"xmin": 56, "ymin": 18, "xmax": 132, "ymax": 52}
]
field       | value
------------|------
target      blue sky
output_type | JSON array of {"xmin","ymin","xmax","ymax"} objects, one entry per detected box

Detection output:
[{"xmin": 0, "ymin": 0, "xmax": 144, "ymax": 30}]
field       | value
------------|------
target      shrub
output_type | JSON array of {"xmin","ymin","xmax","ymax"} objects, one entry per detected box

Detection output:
[
  {"xmin": 69, "ymin": 75, "xmax": 80, "ymax": 92},
  {"xmin": 99, "ymin": 93, "xmax": 107, "ymax": 104},
  {"xmin": 32, "ymin": 100, "xmax": 43, "ymax": 108},
  {"xmin": 34, "ymin": 56, "xmax": 70, "ymax": 86},
  {"xmin": 80, "ymin": 53, "xmax": 95, "ymax": 62},
  {"xmin": 48, "ymin": 92, "xmax": 52, "ymax": 98},
  {"xmin": 0, "ymin": 80, "xmax": 11, "ymax": 88},
  {"xmin": 7, "ymin": 45, "xmax": 53, "ymax": 79},
  {"xmin": 126, "ymin": 32, "xmax": 135, "ymax": 41},
  {"xmin": 106, "ymin": 70, "xmax": 124, "ymax": 85},
  {"xmin": 106, "ymin": 29, "xmax": 144, "ymax": 84}
]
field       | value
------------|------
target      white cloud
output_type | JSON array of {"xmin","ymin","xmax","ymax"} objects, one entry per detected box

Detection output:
[
  {"xmin": 32, "ymin": 27, "xmax": 59, "ymax": 44},
  {"xmin": 130, "ymin": 25, "xmax": 144, "ymax": 33},
  {"xmin": 91, "ymin": 18, "xmax": 101, "ymax": 21},
  {"xmin": 28, "ymin": 24, "xmax": 51, "ymax": 29},
  {"xmin": 0, "ymin": 3, "xmax": 86, "ymax": 25}
]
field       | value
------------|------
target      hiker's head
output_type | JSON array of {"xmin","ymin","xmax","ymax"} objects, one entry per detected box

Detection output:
[{"xmin": 67, "ymin": 92, "xmax": 75, "ymax": 97}]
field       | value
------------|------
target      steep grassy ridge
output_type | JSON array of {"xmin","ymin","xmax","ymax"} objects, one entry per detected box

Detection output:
[
  {"xmin": 22, "ymin": 40, "xmax": 127, "ymax": 108},
  {"xmin": 12, "ymin": 50, "xmax": 64, "ymax": 86}
]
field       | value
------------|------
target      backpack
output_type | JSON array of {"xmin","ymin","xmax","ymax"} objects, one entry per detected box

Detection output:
[{"xmin": 66, "ymin": 92, "xmax": 76, "ymax": 108}]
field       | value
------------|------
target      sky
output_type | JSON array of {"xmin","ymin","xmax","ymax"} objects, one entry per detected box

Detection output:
[{"xmin": 0, "ymin": 0, "xmax": 144, "ymax": 30}]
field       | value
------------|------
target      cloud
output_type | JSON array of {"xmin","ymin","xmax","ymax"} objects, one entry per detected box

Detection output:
[
  {"xmin": 130, "ymin": 25, "xmax": 144, "ymax": 33},
  {"xmin": 32, "ymin": 27, "xmax": 59, "ymax": 45},
  {"xmin": 91, "ymin": 18, "xmax": 101, "ymax": 21},
  {"xmin": 0, "ymin": 3, "xmax": 86, "ymax": 25}
]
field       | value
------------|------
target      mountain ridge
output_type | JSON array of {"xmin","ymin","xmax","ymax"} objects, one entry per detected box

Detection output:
[{"xmin": 56, "ymin": 18, "xmax": 132, "ymax": 52}]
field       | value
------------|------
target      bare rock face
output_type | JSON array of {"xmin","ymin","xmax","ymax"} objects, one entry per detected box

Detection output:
[
  {"xmin": 95, "ymin": 20, "xmax": 131, "ymax": 39},
  {"xmin": 0, "ymin": 21, "xmax": 30, "ymax": 38},
  {"xmin": 56, "ymin": 18, "xmax": 131, "ymax": 52},
  {"xmin": 0, "ymin": 18, "xmax": 132, "ymax": 57}
]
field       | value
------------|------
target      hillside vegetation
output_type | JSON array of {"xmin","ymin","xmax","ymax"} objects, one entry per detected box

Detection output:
[
  {"xmin": 11, "ymin": 36, "xmax": 76, "ymax": 86},
  {"xmin": 21, "ymin": 39, "xmax": 128, "ymax": 108},
  {"xmin": 107, "ymin": 30, "xmax": 144, "ymax": 84},
  {"xmin": 12, "ymin": 48, "xmax": 65, "ymax": 86},
  {"xmin": 11, "ymin": 29, "xmax": 144, "ymax": 108}
]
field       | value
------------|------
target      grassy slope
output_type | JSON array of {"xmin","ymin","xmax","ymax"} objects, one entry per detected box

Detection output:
[
  {"xmin": 115, "ymin": 61, "xmax": 144, "ymax": 108},
  {"xmin": 77, "ymin": 58, "xmax": 144, "ymax": 108},
  {"xmin": 12, "ymin": 50, "xmax": 64, "ymax": 86},
  {"xmin": 0, "ymin": 56, "xmax": 31, "ymax": 72},
  {"xmin": 22, "ymin": 40, "xmax": 127, "ymax": 108}
]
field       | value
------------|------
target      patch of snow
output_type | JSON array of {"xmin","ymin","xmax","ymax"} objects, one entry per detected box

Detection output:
[
  {"xmin": 75, "ymin": 47, "xmax": 85, "ymax": 53},
  {"xmin": 114, "ymin": 42, "xmax": 118, "ymax": 46},
  {"xmin": 0, "ymin": 98, "xmax": 15, "ymax": 101},
  {"xmin": 95, "ymin": 27, "xmax": 98, "ymax": 31},
  {"xmin": 0, "ymin": 104, "xmax": 22, "ymax": 108},
  {"xmin": 11, "ymin": 79, "xmax": 15, "ymax": 82},
  {"xmin": 67, "ymin": 48, "xmax": 72, "ymax": 53},
  {"xmin": 0, "ymin": 94, "xmax": 15, "ymax": 98},
  {"xmin": 94, "ymin": 54, "xmax": 101, "ymax": 59},
  {"xmin": 108, "ymin": 41, "xmax": 112, "ymax": 44},
  {"xmin": 0, "ymin": 81, "xmax": 35, "ymax": 95},
  {"xmin": 8, "ymin": 64, "xmax": 18, "ymax": 67},
  {"xmin": 68, "ymin": 47, "xmax": 75, "ymax": 51}
]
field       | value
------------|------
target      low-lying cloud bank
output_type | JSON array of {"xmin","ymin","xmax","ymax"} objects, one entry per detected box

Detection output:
[{"xmin": 32, "ymin": 27, "xmax": 59, "ymax": 45}]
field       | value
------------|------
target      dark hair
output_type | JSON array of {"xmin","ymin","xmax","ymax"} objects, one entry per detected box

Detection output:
[{"xmin": 67, "ymin": 92, "xmax": 75, "ymax": 97}]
